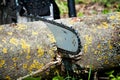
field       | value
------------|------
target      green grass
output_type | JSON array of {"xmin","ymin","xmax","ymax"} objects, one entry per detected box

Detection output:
[
  {"xmin": 88, "ymin": 65, "xmax": 92, "ymax": 80},
  {"xmin": 23, "ymin": 69, "xmax": 120, "ymax": 80},
  {"xmin": 106, "ymin": 70, "xmax": 120, "ymax": 80}
]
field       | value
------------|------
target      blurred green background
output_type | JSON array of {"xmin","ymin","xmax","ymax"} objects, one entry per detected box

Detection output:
[{"xmin": 55, "ymin": 0, "xmax": 120, "ymax": 18}]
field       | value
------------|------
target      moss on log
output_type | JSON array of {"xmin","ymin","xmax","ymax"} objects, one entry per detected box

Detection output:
[{"xmin": 0, "ymin": 12, "xmax": 120, "ymax": 79}]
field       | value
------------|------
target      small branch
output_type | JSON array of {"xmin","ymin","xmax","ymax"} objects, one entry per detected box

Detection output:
[{"xmin": 17, "ymin": 54, "xmax": 62, "ymax": 80}]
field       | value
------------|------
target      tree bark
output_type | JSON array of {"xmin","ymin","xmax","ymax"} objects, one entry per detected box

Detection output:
[
  {"xmin": 0, "ymin": 21, "xmax": 57, "ymax": 79},
  {"xmin": 59, "ymin": 12, "xmax": 120, "ymax": 71},
  {"xmin": 0, "ymin": 12, "xmax": 120, "ymax": 79}
]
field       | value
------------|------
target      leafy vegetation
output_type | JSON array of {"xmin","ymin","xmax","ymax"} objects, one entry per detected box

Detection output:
[
  {"xmin": 55, "ymin": 0, "xmax": 120, "ymax": 17},
  {"xmin": 55, "ymin": 0, "xmax": 68, "ymax": 18},
  {"xmin": 106, "ymin": 70, "xmax": 120, "ymax": 80},
  {"xmin": 24, "ymin": 70, "xmax": 120, "ymax": 80}
]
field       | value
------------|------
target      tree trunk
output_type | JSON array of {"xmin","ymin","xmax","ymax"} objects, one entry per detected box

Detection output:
[
  {"xmin": 59, "ymin": 12, "xmax": 120, "ymax": 71},
  {"xmin": 0, "ymin": 12, "xmax": 120, "ymax": 79}
]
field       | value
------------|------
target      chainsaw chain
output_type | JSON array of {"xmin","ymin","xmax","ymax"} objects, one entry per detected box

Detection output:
[{"xmin": 23, "ymin": 15, "xmax": 81, "ymax": 55}]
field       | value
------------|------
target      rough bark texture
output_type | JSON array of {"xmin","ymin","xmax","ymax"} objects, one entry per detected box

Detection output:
[
  {"xmin": 0, "ymin": 12, "xmax": 120, "ymax": 79},
  {"xmin": 0, "ymin": 21, "xmax": 57, "ymax": 79},
  {"xmin": 58, "ymin": 12, "xmax": 120, "ymax": 71}
]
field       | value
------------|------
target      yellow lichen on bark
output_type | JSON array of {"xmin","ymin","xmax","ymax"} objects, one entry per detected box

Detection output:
[
  {"xmin": 47, "ymin": 34, "xmax": 56, "ymax": 43},
  {"xmin": 2, "ymin": 38, "xmax": 7, "ymax": 43},
  {"xmin": 28, "ymin": 60, "xmax": 44, "ymax": 72},
  {"xmin": 13, "ymin": 63, "xmax": 17, "ymax": 67},
  {"xmin": 12, "ymin": 57, "xmax": 18, "ymax": 62},
  {"xmin": 0, "ymin": 44, "xmax": 3, "ymax": 47},
  {"xmin": 2, "ymin": 48, "xmax": 7, "ymax": 54},
  {"xmin": 83, "ymin": 35, "xmax": 93, "ymax": 53},
  {"xmin": 0, "ymin": 26, "xmax": 3, "ymax": 31},
  {"xmin": 37, "ymin": 45, "xmax": 44, "ymax": 57},
  {"xmin": 85, "ymin": 35, "xmax": 92, "ymax": 44},
  {"xmin": 97, "ymin": 22, "xmax": 109, "ymax": 29},
  {"xmin": 32, "ymin": 31, "xmax": 38, "ymax": 35},
  {"xmin": 97, "ymin": 44, "xmax": 101, "ymax": 49},
  {"xmin": 20, "ymin": 39, "xmax": 30, "ymax": 54},
  {"xmin": 110, "ymin": 16, "xmax": 115, "ymax": 20},
  {"xmin": 94, "ymin": 50, "xmax": 101, "ymax": 55},
  {"xmin": 9, "ymin": 38, "xmax": 19, "ymax": 46},
  {"xmin": 26, "ymin": 55, "xmax": 31, "ymax": 59},
  {"xmin": 0, "ymin": 60, "xmax": 5, "ymax": 68},
  {"xmin": 7, "ymin": 32, "xmax": 13, "ymax": 35},
  {"xmin": 102, "ymin": 22, "xmax": 109, "ymax": 29},
  {"xmin": 108, "ymin": 40, "xmax": 113, "ymax": 50},
  {"xmin": 23, "ymin": 63, "xmax": 28, "ymax": 69},
  {"xmin": 104, "ymin": 60, "xmax": 109, "ymax": 64},
  {"xmin": 5, "ymin": 75, "xmax": 11, "ymax": 80},
  {"xmin": 16, "ymin": 24, "xmax": 27, "ymax": 30},
  {"xmin": 83, "ymin": 44, "xmax": 88, "ymax": 53},
  {"xmin": 115, "ymin": 12, "xmax": 120, "ymax": 20}
]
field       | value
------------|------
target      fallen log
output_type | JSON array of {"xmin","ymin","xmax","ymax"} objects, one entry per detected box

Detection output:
[
  {"xmin": 60, "ymin": 12, "xmax": 120, "ymax": 71},
  {"xmin": 0, "ymin": 12, "xmax": 120, "ymax": 79}
]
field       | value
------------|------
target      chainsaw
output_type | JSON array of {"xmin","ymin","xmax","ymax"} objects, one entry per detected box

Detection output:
[
  {"xmin": 21, "ymin": 15, "xmax": 81, "ymax": 56},
  {"xmin": 13, "ymin": 0, "xmax": 82, "ymax": 55}
]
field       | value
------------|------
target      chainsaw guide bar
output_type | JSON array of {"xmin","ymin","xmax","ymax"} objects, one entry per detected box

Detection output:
[{"xmin": 23, "ymin": 15, "xmax": 81, "ymax": 55}]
